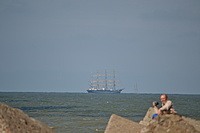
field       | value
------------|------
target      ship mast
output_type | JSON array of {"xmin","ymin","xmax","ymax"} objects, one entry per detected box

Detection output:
[
  {"xmin": 96, "ymin": 70, "xmax": 99, "ymax": 89},
  {"xmin": 113, "ymin": 70, "xmax": 116, "ymax": 90},
  {"xmin": 105, "ymin": 70, "xmax": 108, "ymax": 90}
]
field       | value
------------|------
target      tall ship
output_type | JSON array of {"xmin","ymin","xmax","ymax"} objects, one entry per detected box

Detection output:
[{"xmin": 87, "ymin": 70, "xmax": 124, "ymax": 94}]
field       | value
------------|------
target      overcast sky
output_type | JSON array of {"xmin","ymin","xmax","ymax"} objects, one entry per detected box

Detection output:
[{"xmin": 0, "ymin": 0, "xmax": 200, "ymax": 94}]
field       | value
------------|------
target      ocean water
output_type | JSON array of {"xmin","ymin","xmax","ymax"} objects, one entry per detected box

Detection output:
[{"xmin": 0, "ymin": 92, "xmax": 200, "ymax": 133}]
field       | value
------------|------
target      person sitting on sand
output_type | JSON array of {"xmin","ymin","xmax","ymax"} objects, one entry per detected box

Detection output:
[{"xmin": 152, "ymin": 94, "xmax": 177, "ymax": 118}]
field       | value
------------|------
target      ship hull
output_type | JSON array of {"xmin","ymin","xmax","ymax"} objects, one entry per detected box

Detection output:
[{"xmin": 87, "ymin": 89, "xmax": 123, "ymax": 94}]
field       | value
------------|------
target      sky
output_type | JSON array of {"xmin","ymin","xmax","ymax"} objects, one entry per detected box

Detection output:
[{"xmin": 0, "ymin": 0, "xmax": 200, "ymax": 94}]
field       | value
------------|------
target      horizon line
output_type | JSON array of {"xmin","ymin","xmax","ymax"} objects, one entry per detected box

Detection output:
[{"xmin": 0, "ymin": 91, "xmax": 200, "ymax": 95}]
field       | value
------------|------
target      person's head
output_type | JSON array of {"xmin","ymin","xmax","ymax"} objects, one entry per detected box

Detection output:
[{"xmin": 160, "ymin": 94, "xmax": 168, "ymax": 103}]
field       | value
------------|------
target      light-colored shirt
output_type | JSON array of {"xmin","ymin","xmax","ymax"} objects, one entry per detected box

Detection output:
[{"xmin": 160, "ymin": 100, "xmax": 177, "ymax": 114}]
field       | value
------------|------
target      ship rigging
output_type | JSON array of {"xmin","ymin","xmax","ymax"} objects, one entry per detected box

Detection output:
[{"xmin": 87, "ymin": 70, "xmax": 124, "ymax": 93}]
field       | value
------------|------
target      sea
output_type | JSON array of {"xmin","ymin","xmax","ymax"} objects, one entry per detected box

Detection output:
[{"xmin": 0, "ymin": 92, "xmax": 200, "ymax": 133}]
